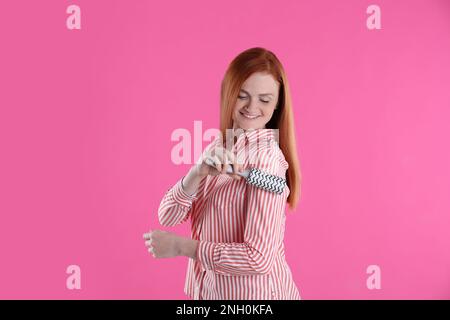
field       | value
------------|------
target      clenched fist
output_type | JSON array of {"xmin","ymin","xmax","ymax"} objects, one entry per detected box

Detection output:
[{"xmin": 143, "ymin": 229, "xmax": 181, "ymax": 259}]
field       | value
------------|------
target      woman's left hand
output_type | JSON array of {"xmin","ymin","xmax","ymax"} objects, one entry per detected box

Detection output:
[{"xmin": 143, "ymin": 229, "xmax": 181, "ymax": 259}]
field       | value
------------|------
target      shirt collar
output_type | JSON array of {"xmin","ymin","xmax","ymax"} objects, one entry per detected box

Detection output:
[{"xmin": 234, "ymin": 128, "xmax": 279, "ymax": 145}]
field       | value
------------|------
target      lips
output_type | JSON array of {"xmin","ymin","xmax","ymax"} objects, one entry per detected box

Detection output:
[{"xmin": 240, "ymin": 111, "xmax": 261, "ymax": 119}]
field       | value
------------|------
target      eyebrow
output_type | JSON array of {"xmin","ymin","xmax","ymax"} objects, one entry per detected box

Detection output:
[{"xmin": 240, "ymin": 89, "xmax": 274, "ymax": 97}]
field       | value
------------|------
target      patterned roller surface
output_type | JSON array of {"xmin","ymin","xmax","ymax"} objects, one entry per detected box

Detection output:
[{"xmin": 246, "ymin": 168, "xmax": 287, "ymax": 194}]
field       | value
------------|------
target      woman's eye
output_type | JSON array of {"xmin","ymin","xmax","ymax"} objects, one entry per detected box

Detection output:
[{"xmin": 238, "ymin": 95, "xmax": 269, "ymax": 103}]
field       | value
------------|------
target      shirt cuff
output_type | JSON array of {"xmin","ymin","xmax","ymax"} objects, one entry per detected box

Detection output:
[
  {"xmin": 172, "ymin": 176, "xmax": 198, "ymax": 207},
  {"xmin": 196, "ymin": 240, "xmax": 217, "ymax": 272}
]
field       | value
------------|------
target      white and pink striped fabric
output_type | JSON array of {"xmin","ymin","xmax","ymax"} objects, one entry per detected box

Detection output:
[{"xmin": 158, "ymin": 128, "xmax": 301, "ymax": 300}]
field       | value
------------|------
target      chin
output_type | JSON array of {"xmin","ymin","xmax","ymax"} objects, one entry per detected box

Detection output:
[{"xmin": 238, "ymin": 123, "xmax": 262, "ymax": 131}]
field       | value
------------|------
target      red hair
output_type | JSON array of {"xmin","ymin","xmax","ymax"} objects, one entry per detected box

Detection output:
[{"xmin": 219, "ymin": 47, "xmax": 302, "ymax": 211}]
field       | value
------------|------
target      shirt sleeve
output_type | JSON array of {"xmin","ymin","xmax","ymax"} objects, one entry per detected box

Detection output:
[
  {"xmin": 195, "ymin": 142, "xmax": 289, "ymax": 276},
  {"xmin": 157, "ymin": 136, "xmax": 221, "ymax": 227},
  {"xmin": 157, "ymin": 176, "xmax": 201, "ymax": 227}
]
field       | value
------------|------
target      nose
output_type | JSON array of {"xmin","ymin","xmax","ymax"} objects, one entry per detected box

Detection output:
[{"xmin": 244, "ymin": 98, "xmax": 260, "ymax": 112}]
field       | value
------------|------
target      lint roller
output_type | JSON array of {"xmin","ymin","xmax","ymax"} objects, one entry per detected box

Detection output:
[{"xmin": 205, "ymin": 158, "xmax": 287, "ymax": 194}]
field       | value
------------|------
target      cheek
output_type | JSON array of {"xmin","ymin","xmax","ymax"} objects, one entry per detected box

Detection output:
[
  {"xmin": 235, "ymin": 101, "xmax": 246, "ymax": 110},
  {"xmin": 232, "ymin": 107, "xmax": 241, "ymax": 121},
  {"xmin": 262, "ymin": 106, "xmax": 276, "ymax": 118},
  {"xmin": 232, "ymin": 106, "xmax": 240, "ymax": 117},
  {"xmin": 233, "ymin": 102, "xmax": 246, "ymax": 115}
]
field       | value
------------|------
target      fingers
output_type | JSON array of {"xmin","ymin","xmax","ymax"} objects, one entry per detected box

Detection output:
[
  {"xmin": 214, "ymin": 148, "xmax": 229, "ymax": 171},
  {"xmin": 143, "ymin": 231, "xmax": 153, "ymax": 248},
  {"xmin": 216, "ymin": 150, "xmax": 231, "ymax": 175},
  {"xmin": 222, "ymin": 148, "xmax": 237, "ymax": 171},
  {"xmin": 205, "ymin": 147, "xmax": 244, "ymax": 180},
  {"xmin": 148, "ymin": 246, "xmax": 156, "ymax": 257},
  {"xmin": 212, "ymin": 155, "xmax": 222, "ymax": 172},
  {"xmin": 223, "ymin": 148, "xmax": 242, "ymax": 180},
  {"xmin": 143, "ymin": 231, "xmax": 156, "ymax": 257},
  {"xmin": 143, "ymin": 230, "xmax": 152, "ymax": 240},
  {"xmin": 221, "ymin": 160, "xmax": 230, "ymax": 175},
  {"xmin": 145, "ymin": 239, "xmax": 153, "ymax": 247},
  {"xmin": 203, "ymin": 156, "xmax": 215, "ymax": 168},
  {"xmin": 206, "ymin": 149, "xmax": 223, "ymax": 173}
]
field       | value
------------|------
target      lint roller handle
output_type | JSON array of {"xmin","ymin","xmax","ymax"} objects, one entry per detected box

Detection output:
[
  {"xmin": 204, "ymin": 158, "xmax": 287, "ymax": 194},
  {"xmin": 204, "ymin": 158, "xmax": 250, "ymax": 178}
]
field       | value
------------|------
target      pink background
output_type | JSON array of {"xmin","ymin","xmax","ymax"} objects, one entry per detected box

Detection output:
[{"xmin": 0, "ymin": 0, "xmax": 449, "ymax": 299}]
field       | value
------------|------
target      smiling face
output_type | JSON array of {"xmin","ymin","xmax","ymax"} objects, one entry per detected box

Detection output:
[{"xmin": 232, "ymin": 72, "xmax": 280, "ymax": 131}]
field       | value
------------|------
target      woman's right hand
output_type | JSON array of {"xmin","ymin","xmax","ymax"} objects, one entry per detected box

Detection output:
[{"xmin": 195, "ymin": 146, "xmax": 243, "ymax": 181}]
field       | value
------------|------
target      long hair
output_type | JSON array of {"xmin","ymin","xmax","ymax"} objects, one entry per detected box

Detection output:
[{"xmin": 219, "ymin": 47, "xmax": 302, "ymax": 210}]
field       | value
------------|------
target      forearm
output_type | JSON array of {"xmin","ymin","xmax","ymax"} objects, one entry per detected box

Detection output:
[
  {"xmin": 177, "ymin": 237, "xmax": 199, "ymax": 259},
  {"xmin": 177, "ymin": 237, "xmax": 274, "ymax": 275},
  {"xmin": 196, "ymin": 240, "xmax": 275, "ymax": 275},
  {"xmin": 181, "ymin": 165, "xmax": 204, "ymax": 196}
]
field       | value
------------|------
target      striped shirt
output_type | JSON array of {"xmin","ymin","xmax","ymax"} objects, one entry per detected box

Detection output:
[{"xmin": 158, "ymin": 128, "xmax": 301, "ymax": 300}]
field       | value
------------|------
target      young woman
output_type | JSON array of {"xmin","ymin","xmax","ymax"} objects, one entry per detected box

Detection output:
[{"xmin": 143, "ymin": 47, "xmax": 302, "ymax": 300}]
